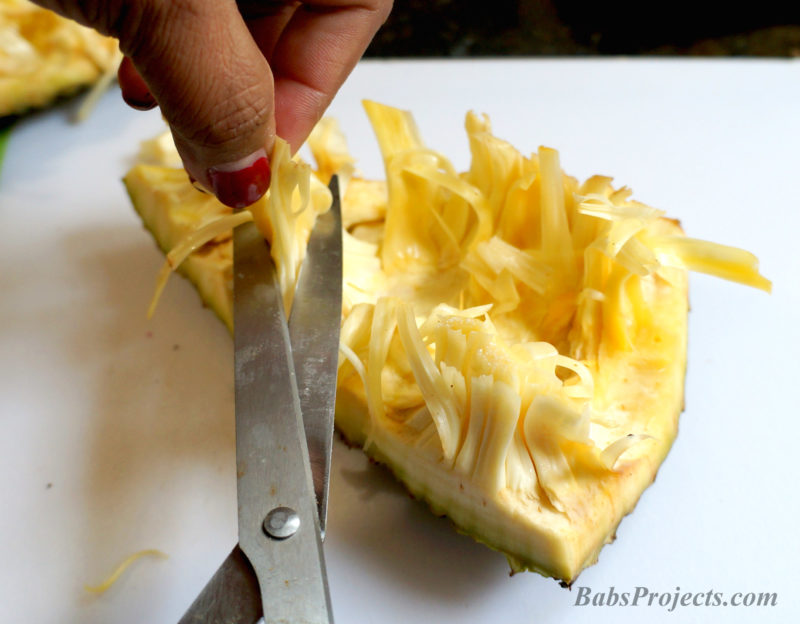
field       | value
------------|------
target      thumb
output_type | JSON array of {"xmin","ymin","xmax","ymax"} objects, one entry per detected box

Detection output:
[{"xmin": 120, "ymin": 0, "xmax": 275, "ymax": 208}]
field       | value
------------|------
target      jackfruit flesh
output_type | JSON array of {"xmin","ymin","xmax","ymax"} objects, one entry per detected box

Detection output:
[
  {"xmin": 123, "ymin": 103, "xmax": 769, "ymax": 583},
  {"xmin": 0, "ymin": 0, "xmax": 119, "ymax": 116}
]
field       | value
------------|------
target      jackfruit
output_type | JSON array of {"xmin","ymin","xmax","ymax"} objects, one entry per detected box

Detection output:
[
  {"xmin": 0, "ymin": 0, "xmax": 119, "ymax": 116},
  {"xmin": 123, "ymin": 102, "xmax": 769, "ymax": 583}
]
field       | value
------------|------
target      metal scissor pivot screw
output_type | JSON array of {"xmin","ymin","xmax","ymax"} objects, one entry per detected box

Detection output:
[{"xmin": 263, "ymin": 507, "xmax": 300, "ymax": 539}]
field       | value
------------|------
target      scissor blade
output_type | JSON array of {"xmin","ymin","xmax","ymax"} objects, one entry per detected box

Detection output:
[
  {"xmin": 289, "ymin": 175, "xmax": 342, "ymax": 538},
  {"xmin": 176, "ymin": 545, "xmax": 261, "ymax": 624},
  {"xmin": 232, "ymin": 220, "xmax": 332, "ymax": 623}
]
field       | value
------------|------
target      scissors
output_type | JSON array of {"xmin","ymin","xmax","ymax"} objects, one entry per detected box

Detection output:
[{"xmin": 177, "ymin": 176, "xmax": 342, "ymax": 623}]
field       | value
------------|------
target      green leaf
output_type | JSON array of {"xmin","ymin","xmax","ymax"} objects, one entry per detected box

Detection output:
[{"xmin": 0, "ymin": 117, "xmax": 15, "ymax": 179}]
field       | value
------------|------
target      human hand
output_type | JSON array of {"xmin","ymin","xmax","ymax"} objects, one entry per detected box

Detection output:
[{"xmin": 35, "ymin": 0, "xmax": 392, "ymax": 207}]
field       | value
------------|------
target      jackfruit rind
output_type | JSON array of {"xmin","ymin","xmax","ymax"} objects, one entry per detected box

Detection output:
[
  {"xmin": 0, "ymin": 119, "xmax": 11, "ymax": 173},
  {"xmin": 124, "ymin": 164, "xmax": 235, "ymax": 331},
  {"xmin": 124, "ymin": 102, "xmax": 768, "ymax": 583}
]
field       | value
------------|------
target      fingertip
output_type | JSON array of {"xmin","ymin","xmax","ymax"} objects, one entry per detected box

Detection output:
[
  {"xmin": 121, "ymin": 2, "xmax": 277, "ymax": 207},
  {"xmin": 206, "ymin": 149, "xmax": 272, "ymax": 209}
]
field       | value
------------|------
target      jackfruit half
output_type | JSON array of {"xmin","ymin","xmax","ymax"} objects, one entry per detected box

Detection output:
[
  {"xmin": 123, "ymin": 102, "xmax": 769, "ymax": 583},
  {"xmin": 0, "ymin": 0, "xmax": 119, "ymax": 116}
]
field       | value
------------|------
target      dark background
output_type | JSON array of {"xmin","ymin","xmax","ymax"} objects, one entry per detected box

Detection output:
[{"xmin": 365, "ymin": 0, "xmax": 800, "ymax": 57}]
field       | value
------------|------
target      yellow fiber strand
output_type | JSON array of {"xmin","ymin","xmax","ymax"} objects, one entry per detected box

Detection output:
[
  {"xmin": 73, "ymin": 47, "xmax": 123, "ymax": 123},
  {"xmin": 147, "ymin": 210, "xmax": 253, "ymax": 318},
  {"xmin": 165, "ymin": 211, "xmax": 253, "ymax": 270},
  {"xmin": 84, "ymin": 549, "xmax": 168, "ymax": 594},
  {"xmin": 147, "ymin": 261, "xmax": 173, "ymax": 319}
]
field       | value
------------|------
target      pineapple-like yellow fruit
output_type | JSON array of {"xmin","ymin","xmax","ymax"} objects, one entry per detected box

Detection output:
[
  {"xmin": 124, "ymin": 102, "xmax": 769, "ymax": 583},
  {"xmin": 0, "ymin": 0, "xmax": 119, "ymax": 116}
]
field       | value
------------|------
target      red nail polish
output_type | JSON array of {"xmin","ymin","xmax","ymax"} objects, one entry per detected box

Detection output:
[
  {"xmin": 118, "ymin": 56, "xmax": 157, "ymax": 111},
  {"xmin": 122, "ymin": 93, "xmax": 157, "ymax": 111},
  {"xmin": 207, "ymin": 152, "xmax": 271, "ymax": 209}
]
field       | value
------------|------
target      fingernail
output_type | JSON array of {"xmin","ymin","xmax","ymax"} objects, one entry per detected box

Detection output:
[
  {"xmin": 206, "ymin": 150, "xmax": 271, "ymax": 209},
  {"xmin": 188, "ymin": 174, "xmax": 210, "ymax": 194},
  {"xmin": 118, "ymin": 56, "xmax": 157, "ymax": 111},
  {"xmin": 122, "ymin": 93, "xmax": 157, "ymax": 111}
]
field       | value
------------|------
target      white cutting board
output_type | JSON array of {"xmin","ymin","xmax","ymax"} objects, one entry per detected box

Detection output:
[{"xmin": 1, "ymin": 59, "xmax": 798, "ymax": 624}]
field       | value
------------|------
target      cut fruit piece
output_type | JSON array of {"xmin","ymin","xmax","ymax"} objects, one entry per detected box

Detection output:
[
  {"xmin": 0, "ymin": 0, "xmax": 120, "ymax": 116},
  {"xmin": 124, "ymin": 102, "xmax": 769, "ymax": 583},
  {"xmin": 125, "ymin": 164, "xmax": 234, "ymax": 331}
]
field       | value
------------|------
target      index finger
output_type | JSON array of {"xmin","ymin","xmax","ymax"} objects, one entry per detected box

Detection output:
[{"xmin": 264, "ymin": 0, "xmax": 393, "ymax": 151}]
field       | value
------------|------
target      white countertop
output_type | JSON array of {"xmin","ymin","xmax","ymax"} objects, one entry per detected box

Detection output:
[{"xmin": 1, "ymin": 59, "xmax": 798, "ymax": 624}]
